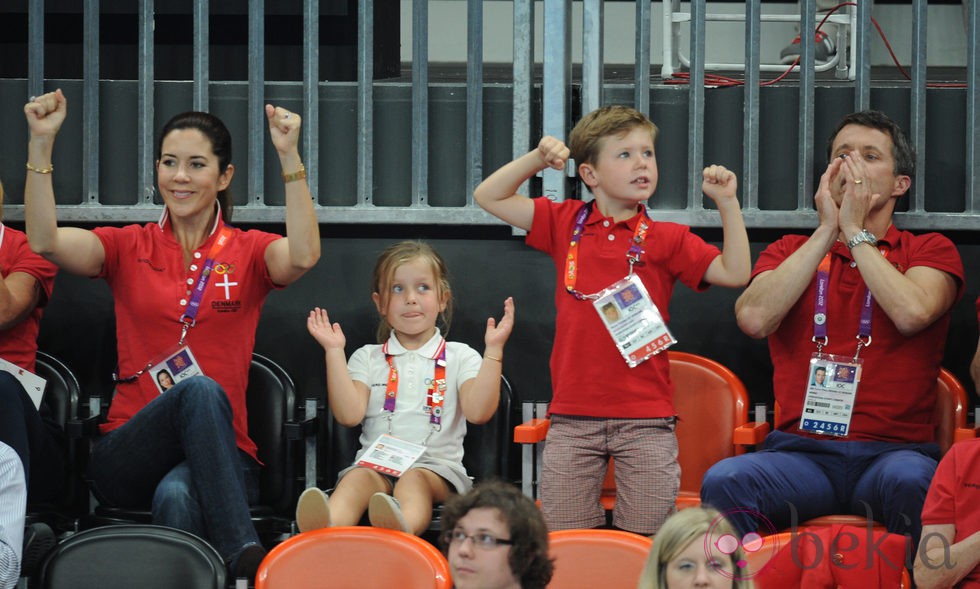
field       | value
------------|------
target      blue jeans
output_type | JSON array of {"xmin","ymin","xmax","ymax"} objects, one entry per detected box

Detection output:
[
  {"xmin": 700, "ymin": 430, "xmax": 939, "ymax": 548},
  {"xmin": 88, "ymin": 376, "xmax": 260, "ymax": 560},
  {"xmin": 0, "ymin": 371, "xmax": 68, "ymax": 504}
]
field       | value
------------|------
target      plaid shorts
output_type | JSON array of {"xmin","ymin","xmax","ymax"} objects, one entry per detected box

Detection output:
[{"xmin": 540, "ymin": 414, "xmax": 679, "ymax": 535}]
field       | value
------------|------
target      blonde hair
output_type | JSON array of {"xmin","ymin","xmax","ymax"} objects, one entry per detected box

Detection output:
[
  {"xmin": 637, "ymin": 507, "xmax": 754, "ymax": 589},
  {"xmin": 371, "ymin": 240, "xmax": 453, "ymax": 343},
  {"xmin": 568, "ymin": 105, "xmax": 659, "ymax": 169}
]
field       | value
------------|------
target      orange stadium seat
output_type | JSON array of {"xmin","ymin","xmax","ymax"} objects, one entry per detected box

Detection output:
[
  {"xmin": 255, "ymin": 526, "xmax": 451, "ymax": 589},
  {"xmin": 547, "ymin": 529, "xmax": 652, "ymax": 588},
  {"xmin": 515, "ymin": 350, "xmax": 767, "ymax": 513}
]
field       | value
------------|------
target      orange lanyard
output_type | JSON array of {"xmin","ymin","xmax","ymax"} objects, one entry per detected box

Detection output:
[
  {"xmin": 382, "ymin": 338, "xmax": 447, "ymax": 431},
  {"xmin": 563, "ymin": 202, "xmax": 650, "ymax": 300}
]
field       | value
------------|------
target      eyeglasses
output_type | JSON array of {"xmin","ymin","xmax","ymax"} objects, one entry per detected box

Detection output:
[{"xmin": 443, "ymin": 529, "xmax": 514, "ymax": 550}]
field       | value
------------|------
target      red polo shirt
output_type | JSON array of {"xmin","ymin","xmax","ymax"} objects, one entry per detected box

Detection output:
[
  {"xmin": 526, "ymin": 197, "xmax": 720, "ymax": 418},
  {"xmin": 0, "ymin": 224, "xmax": 57, "ymax": 372},
  {"xmin": 758, "ymin": 225, "xmax": 963, "ymax": 443},
  {"xmin": 94, "ymin": 215, "xmax": 280, "ymax": 460},
  {"xmin": 921, "ymin": 438, "xmax": 980, "ymax": 588}
]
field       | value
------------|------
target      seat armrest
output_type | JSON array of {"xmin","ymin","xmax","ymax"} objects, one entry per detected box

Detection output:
[
  {"xmin": 284, "ymin": 415, "xmax": 318, "ymax": 440},
  {"xmin": 514, "ymin": 418, "xmax": 550, "ymax": 444},
  {"xmin": 66, "ymin": 414, "xmax": 101, "ymax": 439},
  {"xmin": 733, "ymin": 421, "xmax": 770, "ymax": 446},
  {"xmin": 954, "ymin": 427, "xmax": 978, "ymax": 443}
]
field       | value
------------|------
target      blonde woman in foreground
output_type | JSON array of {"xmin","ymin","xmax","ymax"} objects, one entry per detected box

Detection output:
[{"xmin": 638, "ymin": 507, "xmax": 755, "ymax": 589}]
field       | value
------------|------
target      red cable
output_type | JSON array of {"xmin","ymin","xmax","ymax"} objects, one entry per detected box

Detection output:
[{"xmin": 668, "ymin": 2, "xmax": 967, "ymax": 89}]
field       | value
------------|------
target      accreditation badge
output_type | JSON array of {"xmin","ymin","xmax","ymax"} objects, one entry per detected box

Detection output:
[
  {"xmin": 592, "ymin": 274, "xmax": 676, "ymax": 368},
  {"xmin": 799, "ymin": 353, "xmax": 862, "ymax": 437},
  {"xmin": 149, "ymin": 344, "xmax": 205, "ymax": 394},
  {"xmin": 356, "ymin": 433, "xmax": 426, "ymax": 478}
]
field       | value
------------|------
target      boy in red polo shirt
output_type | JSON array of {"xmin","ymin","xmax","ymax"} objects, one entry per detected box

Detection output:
[{"xmin": 474, "ymin": 105, "xmax": 750, "ymax": 535}]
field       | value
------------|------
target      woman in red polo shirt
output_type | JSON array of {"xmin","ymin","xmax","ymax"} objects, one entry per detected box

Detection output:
[{"xmin": 22, "ymin": 89, "xmax": 320, "ymax": 581}]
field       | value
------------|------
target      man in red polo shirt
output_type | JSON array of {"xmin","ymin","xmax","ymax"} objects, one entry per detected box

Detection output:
[{"xmin": 701, "ymin": 110, "xmax": 963, "ymax": 551}]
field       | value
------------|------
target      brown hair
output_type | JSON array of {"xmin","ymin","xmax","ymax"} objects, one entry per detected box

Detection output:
[
  {"xmin": 441, "ymin": 480, "xmax": 554, "ymax": 589},
  {"xmin": 371, "ymin": 240, "xmax": 453, "ymax": 343},
  {"xmin": 568, "ymin": 105, "xmax": 659, "ymax": 170}
]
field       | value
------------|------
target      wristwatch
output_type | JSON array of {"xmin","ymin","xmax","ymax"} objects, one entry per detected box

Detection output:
[{"xmin": 846, "ymin": 229, "xmax": 877, "ymax": 250}]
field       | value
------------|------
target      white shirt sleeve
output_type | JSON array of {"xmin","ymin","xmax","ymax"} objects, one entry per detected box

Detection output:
[{"xmin": 0, "ymin": 442, "xmax": 26, "ymax": 589}]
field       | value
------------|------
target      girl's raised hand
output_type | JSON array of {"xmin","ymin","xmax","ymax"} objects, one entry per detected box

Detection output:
[
  {"xmin": 307, "ymin": 307, "xmax": 346, "ymax": 351},
  {"xmin": 484, "ymin": 297, "xmax": 515, "ymax": 349},
  {"xmin": 24, "ymin": 89, "xmax": 67, "ymax": 139}
]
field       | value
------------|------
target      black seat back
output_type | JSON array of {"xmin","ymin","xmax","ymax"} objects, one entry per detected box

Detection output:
[
  {"xmin": 38, "ymin": 524, "xmax": 226, "ymax": 589},
  {"xmin": 246, "ymin": 353, "xmax": 297, "ymax": 517}
]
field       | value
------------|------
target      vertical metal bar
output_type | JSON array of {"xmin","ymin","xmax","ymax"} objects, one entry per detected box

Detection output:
[
  {"xmin": 357, "ymin": 0, "xmax": 374, "ymax": 206},
  {"xmin": 909, "ymin": 0, "xmax": 927, "ymax": 212},
  {"xmin": 466, "ymin": 0, "xmax": 483, "ymax": 202},
  {"xmin": 28, "ymin": 0, "xmax": 44, "ymax": 101},
  {"xmin": 83, "ymin": 0, "xmax": 100, "ymax": 205},
  {"xmin": 248, "ymin": 0, "xmax": 265, "ymax": 206},
  {"xmin": 512, "ymin": 0, "xmax": 534, "ymax": 199},
  {"xmin": 193, "ymin": 0, "xmax": 209, "ymax": 111},
  {"xmin": 742, "ymin": 0, "xmax": 761, "ymax": 211},
  {"xmin": 411, "ymin": 0, "xmax": 429, "ymax": 206},
  {"xmin": 686, "ymin": 0, "xmax": 705, "ymax": 210},
  {"xmin": 661, "ymin": 0, "xmax": 681, "ymax": 79},
  {"xmin": 303, "ymin": 0, "xmax": 320, "ymax": 202},
  {"xmin": 797, "ymin": 0, "xmax": 815, "ymax": 210},
  {"xmin": 138, "ymin": 0, "xmax": 155, "ymax": 205},
  {"xmin": 967, "ymin": 0, "xmax": 979, "ymax": 213},
  {"xmin": 520, "ymin": 402, "xmax": 535, "ymax": 498},
  {"xmin": 581, "ymin": 0, "xmax": 603, "ymax": 116},
  {"xmin": 853, "ymin": 0, "xmax": 872, "ymax": 110},
  {"xmin": 633, "ymin": 0, "xmax": 650, "ymax": 115},
  {"xmin": 304, "ymin": 397, "xmax": 317, "ymax": 489},
  {"xmin": 542, "ymin": 0, "xmax": 571, "ymax": 203}
]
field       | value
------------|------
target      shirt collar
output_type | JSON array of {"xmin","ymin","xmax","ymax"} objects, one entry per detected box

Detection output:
[
  {"xmin": 383, "ymin": 328, "xmax": 445, "ymax": 359},
  {"xmin": 157, "ymin": 201, "xmax": 223, "ymax": 236},
  {"xmin": 583, "ymin": 201, "xmax": 648, "ymax": 228}
]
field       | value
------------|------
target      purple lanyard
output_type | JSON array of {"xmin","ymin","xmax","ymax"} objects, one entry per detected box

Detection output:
[
  {"xmin": 812, "ymin": 247, "xmax": 887, "ymax": 358},
  {"xmin": 564, "ymin": 202, "xmax": 650, "ymax": 300},
  {"xmin": 178, "ymin": 225, "xmax": 234, "ymax": 344}
]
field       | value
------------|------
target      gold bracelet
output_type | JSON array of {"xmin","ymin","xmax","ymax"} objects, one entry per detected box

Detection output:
[
  {"xmin": 26, "ymin": 162, "xmax": 54, "ymax": 174},
  {"xmin": 484, "ymin": 355, "xmax": 503, "ymax": 363},
  {"xmin": 282, "ymin": 163, "xmax": 306, "ymax": 183}
]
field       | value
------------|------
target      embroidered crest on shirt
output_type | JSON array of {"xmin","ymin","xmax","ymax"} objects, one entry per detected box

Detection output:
[{"xmin": 210, "ymin": 261, "xmax": 241, "ymax": 312}]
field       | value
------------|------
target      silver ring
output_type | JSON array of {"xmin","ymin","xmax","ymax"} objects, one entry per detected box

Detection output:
[
  {"xmin": 283, "ymin": 113, "xmax": 291, "ymax": 119},
  {"xmin": 29, "ymin": 96, "xmax": 36, "ymax": 102}
]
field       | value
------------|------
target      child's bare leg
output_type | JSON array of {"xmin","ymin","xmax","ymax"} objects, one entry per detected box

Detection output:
[
  {"xmin": 330, "ymin": 467, "xmax": 391, "ymax": 526},
  {"xmin": 391, "ymin": 468, "xmax": 451, "ymax": 535}
]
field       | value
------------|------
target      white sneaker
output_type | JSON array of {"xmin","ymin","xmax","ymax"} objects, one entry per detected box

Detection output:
[
  {"xmin": 368, "ymin": 492, "xmax": 410, "ymax": 533},
  {"xmin": 296, "ymin": 487, "xmax": 331, "ymax": 532}
]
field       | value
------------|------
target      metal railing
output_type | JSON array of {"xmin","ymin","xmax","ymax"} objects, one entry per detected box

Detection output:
[{"xmin": 5, "ymin": 0, "xmax": 978, "ymax": 230}]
